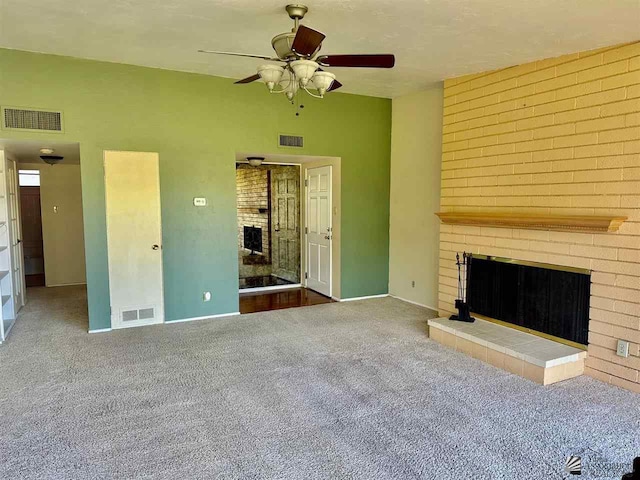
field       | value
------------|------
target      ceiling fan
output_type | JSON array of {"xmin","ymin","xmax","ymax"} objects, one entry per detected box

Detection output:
[{"xmin": 198, "ymin": 4, "xmax": 395, "ymax": 102}]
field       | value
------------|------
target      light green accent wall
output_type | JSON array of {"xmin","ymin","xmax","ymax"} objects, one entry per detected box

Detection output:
[{"xmin": 0, "ymin": 49, "xmax": 391, "ymax": 329}]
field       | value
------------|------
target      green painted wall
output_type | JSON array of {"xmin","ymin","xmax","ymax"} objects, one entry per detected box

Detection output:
[{"xmin": 0, "ymin": 49, "xmax": 391, "ymax": 329}]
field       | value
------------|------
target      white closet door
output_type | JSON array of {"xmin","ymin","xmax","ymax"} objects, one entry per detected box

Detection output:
[
  {"xmin": 104, "ymin": 151, "xmax": 164, "ymax": 329},
  {"xmin": 305, "ymin": 165, "xmax": 332, "ymax": 297}
]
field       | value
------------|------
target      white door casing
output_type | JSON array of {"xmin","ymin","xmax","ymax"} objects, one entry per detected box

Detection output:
[
  {"xmin": 305, "ymin": 165, "xmax": 332, "ymax": 297},
  {"xmin": 104, "ymin": 151, "xmax": 164, "ymax": 329},
  {"xmin": 6, "ymin": 157, "xmax": 25, "ymax": 310}
]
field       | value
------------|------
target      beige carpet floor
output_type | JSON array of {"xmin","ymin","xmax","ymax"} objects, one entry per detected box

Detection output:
[{"xmin": 0, "ymin": 286, "xmax": 639, "ymax": 479}]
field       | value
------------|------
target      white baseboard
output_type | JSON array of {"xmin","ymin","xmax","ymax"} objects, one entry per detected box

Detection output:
[
  {"xmin": 339, "ymin": 294, "xmax": 389, "ymax": 302},
  {"xmin": 389, "ymin": 295, "xmax": 438, "ymax": 312},
  {"xmin": 47, "ymin": 282, "xmax": 87, "ymax": 287},
  {"xmin": 88, "ymin": 312, "xmax": 241, "ymax": 332},
  {"xmin": 166, "ymin": 312, "xmax": 241, "ymax": 324},
  {"xmin": 239, "ymin": 284, "xmax": 301, "ymax": 294},
  {"xmin": 88, "ymin": 328, "xmax": 112, "ymax": 334}
]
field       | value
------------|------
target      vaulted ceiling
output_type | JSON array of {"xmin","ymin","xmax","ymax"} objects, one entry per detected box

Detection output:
[{"xmin": 1, "ymin": 0, "xmax": 639, "ymax": 98}]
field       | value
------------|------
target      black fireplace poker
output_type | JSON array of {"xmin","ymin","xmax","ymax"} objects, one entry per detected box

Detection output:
[{"xmin": 449, "ymin": 251, "xmax": 475, "ymax": 323}]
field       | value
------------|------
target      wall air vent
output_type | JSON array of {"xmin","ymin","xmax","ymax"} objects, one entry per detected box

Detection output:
[
  {"xmin": 2, "ymin": 107, "xmax": 63, "ymax": 132},
  {"xmin": 121, "ymin": 307, "xmax": 155, "ymax": 322},
  {"xmin": 279, "ymin": 134, "xmax": 304, "ymax": 148}
]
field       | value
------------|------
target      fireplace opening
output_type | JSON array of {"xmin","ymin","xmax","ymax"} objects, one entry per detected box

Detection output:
[
  {"xmin": 243, "ymin": 226, "xmax": 263, "ymax": 254},
  {"xmin": 467, "ymin": 255, "xmax": 590, "ymax": 346}
]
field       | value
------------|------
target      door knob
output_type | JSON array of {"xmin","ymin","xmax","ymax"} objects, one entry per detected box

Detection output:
[
  {"xmin": 152, "ymin": 244, "xmax": 160, "ymax": 250},
  {"xmin": 324, "ymin": 235, "xmax": 331, "ymax": 240}
]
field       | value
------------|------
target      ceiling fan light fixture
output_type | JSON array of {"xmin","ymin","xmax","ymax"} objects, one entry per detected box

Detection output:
[
  {"xmin": 311, "ymin": 71, "xmax": 336, "ymax": 96},
  {"xmin": 258, "ymin": 64, "xmax": 285, "ymax": 92},
  {"xmin": 290, "ymin": 59, "xmax": 318, "ymax": 87},
  {"xmin": 199, "ymin": 4, "xmax": 395, "ymax": 107}
]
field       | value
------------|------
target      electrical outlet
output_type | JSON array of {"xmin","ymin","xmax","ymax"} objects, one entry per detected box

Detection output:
[
  {"xmin": 616, "ymin": 340, "xmax": 629, "ymax": 358},
  {"xmin": 411, "ymin": 280, "xmax": 415, "ymax": 288},
  {"xmin": 203, "ymin": 291, "xmax": 211, "ymax": 302}
]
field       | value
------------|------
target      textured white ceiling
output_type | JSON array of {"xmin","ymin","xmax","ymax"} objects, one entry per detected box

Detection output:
[{"xmin": 1, "ymin": 0, "xmax": 639, "ymax": 98}]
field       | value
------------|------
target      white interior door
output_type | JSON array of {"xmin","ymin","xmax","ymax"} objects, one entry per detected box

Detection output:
[
  {"xmin": 305, "ymin": 165, "xmax": 332, "ymax": 297},
  {"xmin": 6, "ymin": 157, "xmax": 25, "ymax": 310},
  {"xmin": 105, "ymin": 151, "xmax": 164, "ymax": 329}
]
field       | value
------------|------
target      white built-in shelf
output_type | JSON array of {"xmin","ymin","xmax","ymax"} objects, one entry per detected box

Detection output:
[
  {"xmin": 0, "ymin": 271, "xmax": 8, "ymax": 280},
  {"xmin": 2, "ymin": 295, "xmax": 11, "ymax": 306}
]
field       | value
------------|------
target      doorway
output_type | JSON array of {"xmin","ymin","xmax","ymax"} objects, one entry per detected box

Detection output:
[
  {"xmin": 0, "ymin": 139, "xmax": 87, "ymax": 341},
  {"xmin": 235, "ymin": 153, "xmax": 341, "ymax": 314},
  {"xmin": 19, "ymin": 170, "xmax": 45, "ymax": 287},
  {"xmin": 236, "ymin": 162, "xmax": 301, "ymax": 290}
]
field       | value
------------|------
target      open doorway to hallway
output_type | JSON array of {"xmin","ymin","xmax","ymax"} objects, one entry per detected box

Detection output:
[
  {"xmin": 235, "ymin": 153, "xmax": 341, "ymax": 314},
  {"xmin": 236, "ymin": 161, "xmax": 302, "ymax": 290},
  {"xmin": 0, "ymin": 139, "xmax": 86, "ymax": 342}
]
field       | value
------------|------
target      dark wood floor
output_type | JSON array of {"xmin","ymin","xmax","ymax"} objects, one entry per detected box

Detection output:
[{"xmin": 239, "ymin": 287, "xmax": 334, "ymax": 314}]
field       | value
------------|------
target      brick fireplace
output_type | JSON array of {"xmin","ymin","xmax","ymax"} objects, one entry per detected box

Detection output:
[{"xmin": 437, "ymin": 42, "xmax": 640, "ymax": 392}]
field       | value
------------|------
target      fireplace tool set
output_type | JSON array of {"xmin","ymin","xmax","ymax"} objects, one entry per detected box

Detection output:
[{"xmin": 450, "ymin": 251, "xmax": 475, "ymax": 323}]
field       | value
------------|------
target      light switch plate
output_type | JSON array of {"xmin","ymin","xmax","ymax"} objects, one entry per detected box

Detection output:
[
  {"xmin": 616, "ymin": 339, "xmax": 629, "ymax": 358},
  {"xmin": 193, "ymin": 197, "xmax": 207, "ymax": 207}
]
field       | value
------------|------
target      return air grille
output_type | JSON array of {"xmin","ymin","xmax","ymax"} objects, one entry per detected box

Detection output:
[
  {"xmin": 121, "ymin": 307, "xmax": 155, "ymax": 322},
  {"xmin": 3, "ymin": 107, "xmax": 63, "ymax": 132},
  {"xmin": 279, "ymin": 134, "xmax": 303, "ymax": 148}
]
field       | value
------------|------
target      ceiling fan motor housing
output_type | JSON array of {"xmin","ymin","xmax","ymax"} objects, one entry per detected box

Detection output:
[
  {"xmin": 271, "ymin": 33, "xmax": 321, "ymax": 60},
  {"xmin": 272, "ymin": 4, "xmax": 320, "ymax": 60}
]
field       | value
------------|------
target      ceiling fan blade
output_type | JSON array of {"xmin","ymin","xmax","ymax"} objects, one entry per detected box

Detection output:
[
  {"xmin": 317, "ymin": 54, "xmax": 395, "ymax": 68},
  {"xmin": 327, "ymin": 79, "xmax": 342, "ymax": 92},
  {"xmin": 291, "ymin": 25, "xmax": 326, "ymax": 57},
  {"xmin": 235, "ymin": 73, "xmax": 261, "ymax": 84},
  {"xmin": 198, "ymin": 50, "xmax": 282, "ymax": 62}
]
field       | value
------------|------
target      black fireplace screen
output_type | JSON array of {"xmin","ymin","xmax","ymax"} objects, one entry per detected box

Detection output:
[
  {"xmin": 243, "ymin": 226, "xmax": 262, "ymax": 253},
  {"xmin": 467, "ymin": 257, "xmax": 590, "ymax": 345}
]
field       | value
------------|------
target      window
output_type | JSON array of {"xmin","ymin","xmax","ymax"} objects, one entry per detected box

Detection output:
[{"xmin": 19, "ymin": 170, "xmax": 40, "ymax": 187}]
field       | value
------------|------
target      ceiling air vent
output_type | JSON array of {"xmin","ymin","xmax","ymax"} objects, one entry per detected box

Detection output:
[
  {"xmin": 2, "ymin": 107, "xmax": 63, "ymax": 132},
  {"xmin": 279, "ymin": 134, "xmax": 303, "ymax": 148}
]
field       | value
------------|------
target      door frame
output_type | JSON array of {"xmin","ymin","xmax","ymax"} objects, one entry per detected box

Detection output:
[
  {"xmin": 236, "ymin": 161, "xmax": 303, "ymax": 294},
  {"xmin": 304, "ymin": 165, "xmax": 333, "ymax": 298},
  {"xmin": 104, "ymin": 150, "xmax": 165, "ymax": 329},
  {"xmin": 6, "ymin": 155, "xmax": 26, "ymax": 310}
]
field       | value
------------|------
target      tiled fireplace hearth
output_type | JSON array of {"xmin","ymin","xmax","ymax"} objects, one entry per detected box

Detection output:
[
  {"xmin": 431, "ymin": 253, "xmax": 590, "ymax": 385},
  {"xmin": 428, "ymin": 318, "xmax": 586, "ymax": 385}
]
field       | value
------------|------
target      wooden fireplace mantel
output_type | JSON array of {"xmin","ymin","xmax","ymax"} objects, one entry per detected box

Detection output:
[{"xmin": 435, "ymin": 211, "xmax": 627, "ymax": 233}]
